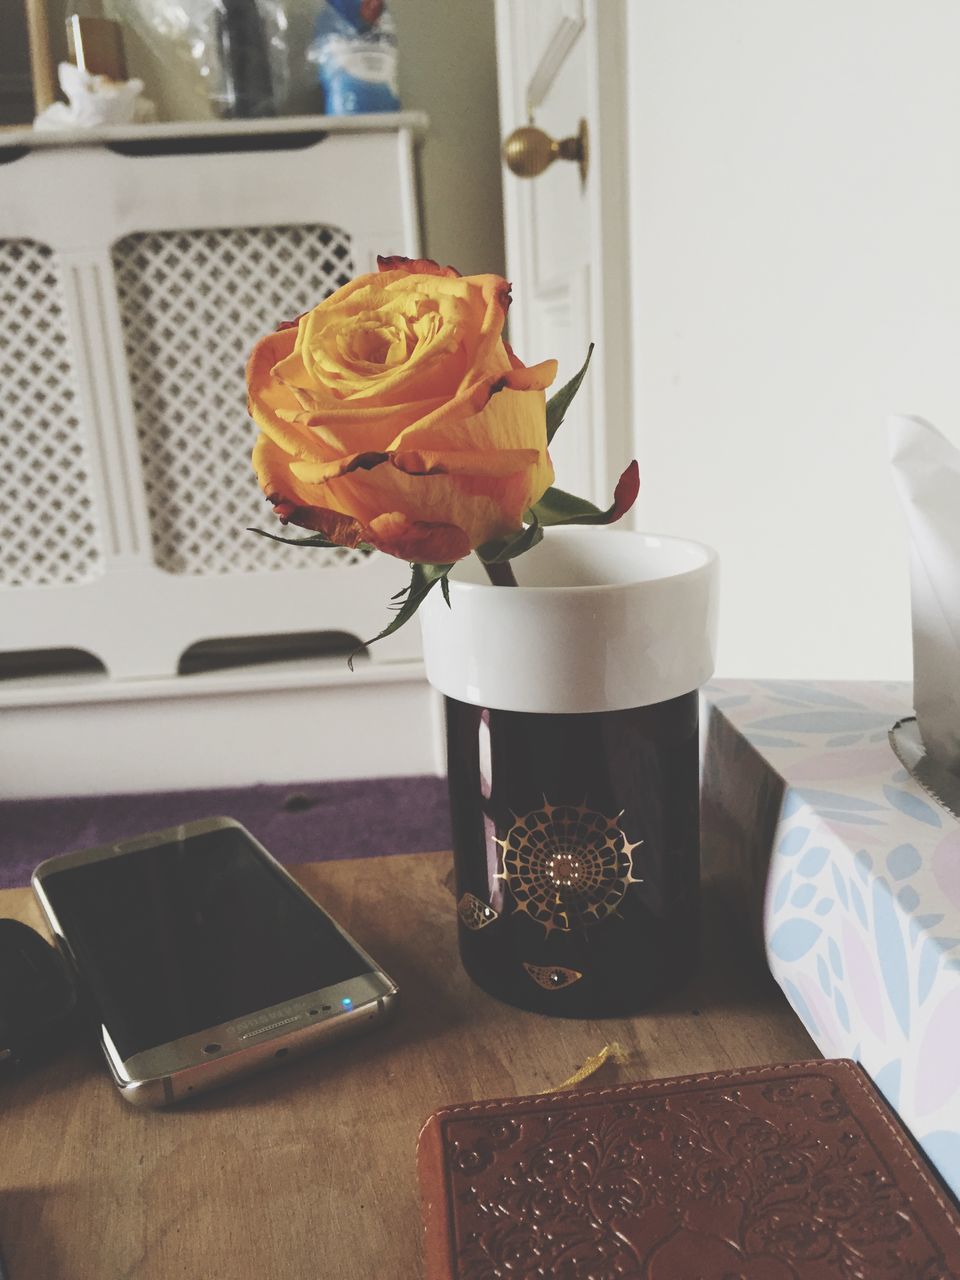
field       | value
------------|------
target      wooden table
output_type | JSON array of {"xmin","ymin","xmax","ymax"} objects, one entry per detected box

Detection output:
[{"xmin": 0, "ymin": 851, "xmax": 816, "ymax": 1280}]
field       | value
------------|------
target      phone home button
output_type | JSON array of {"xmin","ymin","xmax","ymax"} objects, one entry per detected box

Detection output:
[{"xmin": 203, "ymin": 1042, "xmax": 222, "ymax": 1054}]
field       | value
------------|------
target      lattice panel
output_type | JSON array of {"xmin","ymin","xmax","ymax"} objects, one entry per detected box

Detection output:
[
  {"xmin": 0, "ymin": 240, "xmax": 103, "ymax": 588},
  {"xmin": 112, "ymin": 224, "xmax": 363, "ymax": 575}
]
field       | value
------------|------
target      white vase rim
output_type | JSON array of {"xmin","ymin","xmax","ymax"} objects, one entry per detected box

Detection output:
[
  {"xmin": 444, "ymin": 528, "xmax": 717, "ymax": 596},
  {"xmin": 419, "ymin": 526, "xmax": 719, "ymax": 715}
]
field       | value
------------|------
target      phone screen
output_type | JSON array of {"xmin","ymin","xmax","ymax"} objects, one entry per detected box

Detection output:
[{"xmin": 40, "ymin": 826, "xmax": 373, "ymax": 1060}]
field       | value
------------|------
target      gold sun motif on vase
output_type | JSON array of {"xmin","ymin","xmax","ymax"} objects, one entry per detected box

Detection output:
[{"xmin": 495, "ymin": 801, "xmax": 642, "ymax": 936}]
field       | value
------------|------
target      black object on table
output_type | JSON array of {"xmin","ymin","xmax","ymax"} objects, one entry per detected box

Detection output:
[{"xmin": 0, "ymin": 918, "xmax": 78, "ymax": 1073}]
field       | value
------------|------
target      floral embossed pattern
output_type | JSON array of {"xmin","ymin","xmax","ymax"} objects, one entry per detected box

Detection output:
[{"xmin": 421, "ymin": 1062, "xmax": 960, "ymax": 1279}]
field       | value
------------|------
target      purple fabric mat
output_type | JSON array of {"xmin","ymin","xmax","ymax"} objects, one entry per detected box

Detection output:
[{"xmin": 0, "ymin": 776, "xmax": 452, "ymax": 891}]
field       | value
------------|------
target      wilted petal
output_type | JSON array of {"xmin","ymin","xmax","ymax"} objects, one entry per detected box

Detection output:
[
  {"xmin": 376, "ymin": 254, "xmax": 461, "ymax": 278},
  {"xmin": 365, "ymin": 512, "xmax": 471, "ymax": 563},
  {"xmin": 290, "ymin": 451, "xmax": 390, "ymax": 483},
  {"xmin": 390, "ymin": 448, "xmax": 539, "ymax": 477},
  {"xmin": 267, "ymin": 497, "xmax": 366, "ymax": 546}
]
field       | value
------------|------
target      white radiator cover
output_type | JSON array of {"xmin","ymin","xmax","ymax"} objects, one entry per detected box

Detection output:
[{"xmin": 0, "ymin": 115, "xmax": 438, "ymax": 793}]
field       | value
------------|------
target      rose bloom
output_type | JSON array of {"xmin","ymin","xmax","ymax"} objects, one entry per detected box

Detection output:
[{"xmin": 248, "ymin": 256, "xmax": 558, "ymax": 564}]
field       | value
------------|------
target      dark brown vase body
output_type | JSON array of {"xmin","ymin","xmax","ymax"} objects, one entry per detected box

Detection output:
[{"xmin": 445, "ymin": 691, "xmax": 700, "ymax": 1017}]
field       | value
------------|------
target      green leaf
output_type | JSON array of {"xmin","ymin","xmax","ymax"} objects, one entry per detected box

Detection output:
[
  {"xmin": 350, "ymin": 561, "xmax": 453, "ymax": 668},
  {"xmin": 476, "ymin": 514, "xmax": 543, "ymax": 564},
  {"xmin": 440, "ymin": 574, "xmax": 451, "ymax": 608},
  {"xmin": 546, "ymin": 344, "xmax": 593, "ymax": 445}
]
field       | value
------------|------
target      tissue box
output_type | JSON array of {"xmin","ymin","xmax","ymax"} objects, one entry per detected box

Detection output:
[{"xmin": 703, "ymin": 678, "xmax": 960, "ymax": 1197}]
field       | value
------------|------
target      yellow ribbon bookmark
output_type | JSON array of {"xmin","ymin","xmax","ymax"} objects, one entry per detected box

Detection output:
[{"xmin": 541, "ymin": 1042, "xmax": 629, "ymax": 1093}]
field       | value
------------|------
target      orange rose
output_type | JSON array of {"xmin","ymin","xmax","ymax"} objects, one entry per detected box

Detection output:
[{"xmin": 248, "ymin": 256, "xmax": 558, "ymax": 564}]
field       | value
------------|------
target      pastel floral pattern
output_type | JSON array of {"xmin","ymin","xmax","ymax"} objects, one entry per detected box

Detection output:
[{"xmin": 706, "ymin": 679, "xmax": 960, "ymax": 1199}]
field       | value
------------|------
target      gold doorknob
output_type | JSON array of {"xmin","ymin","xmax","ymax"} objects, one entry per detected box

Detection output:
[{"xmin": 501, "ymin": 119, "xmax": 588, "ymax": 183}]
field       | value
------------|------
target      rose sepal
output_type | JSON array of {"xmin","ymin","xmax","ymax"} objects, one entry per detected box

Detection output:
[
  {"xmin": 528, "ymin": 460, "xmax": 640, "ymax": 528},
  {"xmin": 351, "ymin": 560, "xmax": 453, "ymax": 669},
  {"xmin": 475, "ymin": 513, "xmax": 543, "ymax": 564},
  {"xmin": 546, "ymin": 343, "xmax": 594, "ymax": 445},
  {"xmin": 248, "ymin": 526, "xmax": 375, "ymax": 552}
]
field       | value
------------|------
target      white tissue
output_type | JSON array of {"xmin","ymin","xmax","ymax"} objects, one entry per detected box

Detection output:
[
  {"xmin": 890, "ymin": 415, "xmax": 960, "ymax": 773},
  {"xmin": 34, "ymin": 63, "xmax": 155, "ymax": 131}
]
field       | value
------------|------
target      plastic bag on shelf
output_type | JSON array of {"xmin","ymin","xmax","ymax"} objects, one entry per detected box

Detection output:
[
  {"xmin": 308, "ymin": 0, "xmax": 399, "ymax": 115},
  {"xmin": 111, "ymin": 0, "xmax": 291, "ymax": 118}
]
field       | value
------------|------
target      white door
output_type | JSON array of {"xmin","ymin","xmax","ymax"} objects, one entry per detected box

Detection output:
[{"xmin": 495, "ymin": 0, "xmax": 632, "ymax": 508}]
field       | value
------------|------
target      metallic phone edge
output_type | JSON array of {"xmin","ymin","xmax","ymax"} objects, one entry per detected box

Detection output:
[
  {"xmin": 108, "ymin": 984, "xmax": 400, "ymax": 1108},
  {"xmin": 31, "ymin": 817, "xmax": 400, "ymax": 1108}
]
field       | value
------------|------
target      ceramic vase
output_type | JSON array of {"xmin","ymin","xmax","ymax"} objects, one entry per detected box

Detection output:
[{"xmin": 419, "ymin": 527, "xmax": 718, "ymax": 1017}]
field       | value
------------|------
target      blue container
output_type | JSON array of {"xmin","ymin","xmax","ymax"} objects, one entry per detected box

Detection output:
[{"xmin": 310, "ymin": 0, "xmax": 400, "ymax": 115}]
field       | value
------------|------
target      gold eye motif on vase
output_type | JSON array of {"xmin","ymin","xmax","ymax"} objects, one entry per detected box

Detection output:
[
  {"xmin": 496, "ymin": 801, "xmax": 642, "ymax": 936},
  {"xmin": 457, "ymin": 892, "xmax": 499, "ymax": 931},
  {"xmin": 522, "ymin": 962, "xmax": 583, "ymax": 990}
]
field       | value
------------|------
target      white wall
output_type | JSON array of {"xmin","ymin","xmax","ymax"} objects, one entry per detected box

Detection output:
[
  {"xmin": 390, "ymin": 0, "xmax": 506, "ymax": 277},
  {"xmin": 626, "ymin": 1, "xmax": 960, "ymax": 681}
]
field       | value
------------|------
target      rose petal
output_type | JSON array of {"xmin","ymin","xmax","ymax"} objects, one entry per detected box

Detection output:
[
  {"xmin": 325, "ymin": 466, "xmax": 523, "ymax": 553},
  {"xmin": 462, "ymin": 276, "xmax": 514, "ymax": 386},
  {"xmin": 365, "ymin": 512, "xmax": 471, "ymax": 563},
  {"xmin": 492, "ymin": 359, "xmax": 558, "ymax": 394},
  {"xmin": 376, "ymin": 254, "xmax": 461, "ymax": 278},
  {"xmin": 266, "ymin": 497, "xmax": 367, "ymax": 547},
  {"xmin": 252, "ymin": 435, "xmax": 319, "ymax": 506},
  {"xmin": 502, "ymin": 340, "xmax": 525, "ymax": 372},
  {"xmin": 291, "ymin": 396, "xmax": 448, "ymax": 426},
  {"xmin": 390, "ymin": 448, "xmax": 539, "ymax": 478},
  {"xmin": 388, "ymin": 360, "xmax": 557, "ymax": 451},
  {"xmin": 293, "ymin": 278, "xmax": 470, "ymax": 405},
  {"xmin": 252, "ymin": 437, "xmax": 371, "ymax": 544},
  {"xmin": 268, "ymin": 396, "xmax": 450, "ymax": 458},
  {"xmin": 247, "ymin": 327, "xmax": 309, "ymax": 454},
  {"xmin": 290, "ymin": 451, "xmax": 390, "ymax": 483}
]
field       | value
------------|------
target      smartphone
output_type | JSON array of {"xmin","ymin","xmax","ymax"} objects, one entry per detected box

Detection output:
[{"xmin": 32, "ymin": 817, "xmax": 398, "ymax": 1107}]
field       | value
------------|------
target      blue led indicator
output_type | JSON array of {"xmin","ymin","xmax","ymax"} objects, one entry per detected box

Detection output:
[{"xmin": 341, "ymin": 997, "xmax": 353, "ymax": 1009}]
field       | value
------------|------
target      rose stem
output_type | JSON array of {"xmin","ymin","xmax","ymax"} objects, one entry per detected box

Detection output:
[{"xmin": 482, "ymin": 560, "xmax": 519, "ymax": 588}]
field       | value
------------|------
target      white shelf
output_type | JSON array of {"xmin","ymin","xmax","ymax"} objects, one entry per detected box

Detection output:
[
  {"xmin": 0, "ymin": 111, "xmax": 429, "ymax": 152},
  {"xmin": 0, "ymin": 659, "xmax": 445, "ymax": 796},
  {"xmin": 0, "ymin": 656, "xmax": 427, "ymax": 708}
]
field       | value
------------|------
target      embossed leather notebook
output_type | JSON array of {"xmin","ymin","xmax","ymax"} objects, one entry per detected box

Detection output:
[{"xmin": 417, "ymin": 1059, "xmax": 960, "ymax": 1279}]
